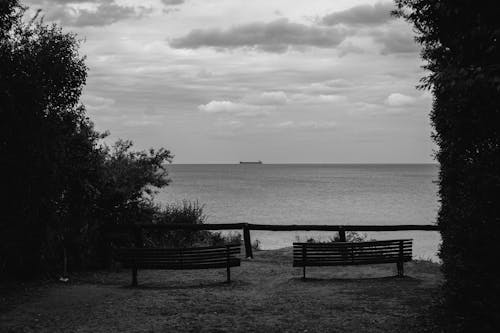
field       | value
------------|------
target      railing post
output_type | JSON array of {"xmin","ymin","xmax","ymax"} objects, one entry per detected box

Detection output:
[
  {"xmin": 338, "ymin": 227, "xmax": 348, "ymax": 261},
  {"xmin": 338, "ymin": 228, "xmax": 346, "ymax": 242},
  {"xmin": 243, "ymin": 224, "xmax": 253, "ymax": 259}
]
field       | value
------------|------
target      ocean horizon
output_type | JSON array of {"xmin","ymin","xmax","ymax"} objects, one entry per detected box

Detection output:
[{"xmin": 159, "ymin": 163, "xmax": 441, "ymax": 261}]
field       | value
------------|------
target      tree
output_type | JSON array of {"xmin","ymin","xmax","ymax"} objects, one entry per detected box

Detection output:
[
  {"xmin": 1, "ymin": 0, "xmax": 99, "ymax": 275},
  {"xmin": 96, "ymin": 139, "xmax": 173, "ymax": 227},
  {"xmin": 394, "ymin": 1, "xmax": 500, "ymax": 331},
  {"xmin": 0, "ymin": 2, "xmax": 174, "ymax": 276}
]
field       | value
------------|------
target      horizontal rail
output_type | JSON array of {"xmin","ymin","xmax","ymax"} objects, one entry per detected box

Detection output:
[
  {"xmin": 109, "ymin": 223, "xmax": 439, "ymax": 232},
  {"xmin": 110, "ymin": 223, "xmax": 247, "ymax": 231},
  {"xmin": 247, "ymin": 224, "xmax": 439, "ymax": 231}
]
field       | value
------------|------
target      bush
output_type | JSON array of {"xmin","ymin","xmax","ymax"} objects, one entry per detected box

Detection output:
[
  {"xmin": 1, "ymin": 1, "xmax": 98, "ymax": 277},
  {"xmin": 395, "ymin": 1, "xmax": 500, "ymax": 331},
  {"xmin": 251, "ymin": 239, "xmax": 261, "ymax": 250},
  {"xmin": 0, "ymin": 2, "xmax": 174, "ymax": 277},
  {"xmin": 302, "ymin": 231, "xmax": 367, "ymax": 243},
  {"xmin": 142, "ymin": 201, "xmax": 241, "ymax": 248},
  {"xmin": 331, "ymin": 231, "xmax": 367, "ymax": 242}
]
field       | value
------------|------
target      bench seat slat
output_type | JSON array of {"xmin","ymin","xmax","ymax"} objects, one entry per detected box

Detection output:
[
  {"xmin": 292, "ymin": 253, "xmax": 412, "ymax": 261},
  {"xmin": 294, "ymin": 256, "xmax": 412, "ymax": 264},
  {"xmin": 123, "ymin": 258, "xmax": 241, "ymax": 266},
  {"xmin": 295, "ymin": 250, "xmax": 412, "ymax": 257},
  {"xmin": 116, "ymin": 255, "xmax": 240, "ymax": 262},
  {"xmin": 292, "ymin": 250, "xmax": 412, "ymax": 257},
  {"xmin": 122, "ymin": 262, "xmax": 241, "ymax": 270},
  {"xmin": 117, "ymin": 247, "xmax": 240, "ymax": 255},
  {"xmin": 293, "ymin": 247, "xmax": 413, "ymax": 253},
  {"xmin": 119, "ymin": 257, "xmax": 240, "ymax": 265},
  {"xmin": 293, "ymin": 258, "xmax": 412, "ymax": 267},
  {"xmin": 293, "ymin": 255, "xmax": 412, "ymax": 264},
  {"xmin": 116, "ymin": 250, "xmax": 240, "ymax": 259},
  {"xmin": 120, "ymin": 244, "xmax": 242, "ymax": 251},
  {"xmin": 293, "ymin": 243, "xmax": 412, "ymax": 251},
  {"xmin": 293, "ymin": 239, "xmax": 412, "ymax": 247}
]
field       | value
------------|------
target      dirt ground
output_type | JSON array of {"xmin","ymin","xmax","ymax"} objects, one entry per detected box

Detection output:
[{"xmin": 0, "ymin": 248, "xmax": 442, "ymax": 333}]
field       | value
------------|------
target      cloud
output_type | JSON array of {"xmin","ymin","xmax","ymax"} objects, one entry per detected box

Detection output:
[
  {"xmin": 316, "ymin": 2, "xmax": 418, "ymax": 57},
  {"xmin": 243, "ymin": 91, "xmax": 289, "ymax": 105},
  {"xmin": 289, "ymin": 93, "xmax": 346, "ymax": 104},
  {"xmin": 384, "ymin": 93, "xmax": 416, "ymax": 107},
  {"xmin": 28, "ymin": 0, "xmax": 113, "ymax": 3},
  {"xmin": 301, "ymin": 79, "xmax": 352, "ymax": 95},
  {"xmin": 169, "ymin": 18, "xmax": 348, "ymax": 53},
  {"xmin": 372, "ymin": 28, "xmax": 419, "ymax": 54},
  {"xmin": 214, "ymin": 119, "xmax": 244, "ymax": 129},
  {"xmin": 321, "ymin": 2, "xmax": 395, "ymax": 27},
  {"xmin": 161, "ymin": 0, "xmax": 185, "ymax": 5},
  {"xmin": 82, "ymin": 94, "xmax": 115, "ymax": 112},
  {"xmin": 198, "ymin": 101, "xmax": 273, "ymax": 117},
  {"xmin": 266, "ymin": 120, "xmax": 337, "ymax": 131},
  {"xmin": 43, "ymin": 1, "xmax": 150, "ymax": 27}
]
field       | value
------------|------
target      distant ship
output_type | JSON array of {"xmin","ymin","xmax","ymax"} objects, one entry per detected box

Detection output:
[{"xmin": 239, "ymin": 161, "xmax": 263, "ymax": 164}]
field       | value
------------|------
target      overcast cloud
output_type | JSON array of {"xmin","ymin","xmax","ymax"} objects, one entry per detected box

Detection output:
[
  {"xmin": 49, "ymin": 3, "xmax": 150, "ymax": 27},
  {"xmin": 170, "ymin": 19, "xmax": 351, "ymax": 53},
  {"xmin": 320, "ymin": 2, "xmax": 395, "ymax": 26},
  {"xmin": 23, "ymin": 0, "xmax": 434, "ymax": 163}
]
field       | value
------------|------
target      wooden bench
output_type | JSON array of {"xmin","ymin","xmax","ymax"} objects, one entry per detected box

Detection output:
[
  {"xmin": 293, "ymin": 239, "xmax": 412, "ymax": 279},
  {"xmin": 115, "ymin": 244, "xmax": 241, "ymax": 286}
]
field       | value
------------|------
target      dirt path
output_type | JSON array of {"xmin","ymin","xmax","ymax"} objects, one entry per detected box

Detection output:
[{"xmin": 0, "ymin": 248, "xmax": 442, "ymax": 332}]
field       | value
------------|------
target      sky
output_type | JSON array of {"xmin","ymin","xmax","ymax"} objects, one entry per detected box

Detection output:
[{"xmin": 26, "ymin": 0, "xmax": 436, "ymax": 163}]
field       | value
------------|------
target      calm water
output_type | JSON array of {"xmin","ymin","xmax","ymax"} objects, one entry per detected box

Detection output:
[{"xmin": 158, "ymin": 164, "xmax": 441, "ymax": 261}]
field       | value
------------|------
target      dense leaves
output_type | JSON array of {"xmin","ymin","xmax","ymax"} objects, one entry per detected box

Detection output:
[
  {"xmin": 0, "ymin": 1, "xmax": 173, "ymax": 277},
  {"xmin": 394, "ymin": 1, "xmax": 500, "ymax": 331},
  {"xmin": 1, "ymin": 0, "xmax": 94, "ymax": 275}
]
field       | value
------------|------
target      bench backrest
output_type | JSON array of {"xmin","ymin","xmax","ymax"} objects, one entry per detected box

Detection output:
[
  {"xmin": 293, "ymin": 239, "xmax": 412, "ymax": 266},
  {"xmin": 115, "ymin": 243, "xmax": 241, "ymax": 270}
]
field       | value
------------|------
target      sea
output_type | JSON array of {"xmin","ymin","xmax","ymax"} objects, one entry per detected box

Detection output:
[{"xmin": 158, "ymin": 164, "xmax": 441, "ymax": 261}]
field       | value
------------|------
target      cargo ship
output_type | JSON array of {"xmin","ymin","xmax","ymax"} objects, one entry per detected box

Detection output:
[{"xmin": 239, "ymin": 161, "xmax": 263, "ymax": 164}]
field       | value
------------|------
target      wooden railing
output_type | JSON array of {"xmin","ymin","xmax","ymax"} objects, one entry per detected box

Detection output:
[{"xmin": 109, "ymin": 223, "xmax": 439, "ymax": 259}]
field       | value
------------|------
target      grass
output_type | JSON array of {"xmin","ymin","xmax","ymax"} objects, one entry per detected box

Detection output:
[{"xmin": 0, "ymin": 248, "xmax": 442, "ymax": 332}]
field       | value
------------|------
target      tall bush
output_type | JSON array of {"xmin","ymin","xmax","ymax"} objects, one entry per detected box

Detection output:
[
  {"xmin": 1, "ymin": 0, "xmax": 99, "ymax": 275},
  {"xmin": 394, "ymin": 1, "xmax": 500, "ymax": 331},
  {"xmin": 0, "ymin": 1, "xmax": 174, "ymax": 277}
]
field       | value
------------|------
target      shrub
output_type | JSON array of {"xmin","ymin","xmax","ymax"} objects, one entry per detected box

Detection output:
[
  {"xmin": 209, "ymin": 232, "xmax": 242, "ymax": 246},
  {"xmin": 142, "ymin": 201, "xmax": 242, "ymax": 248},
  {"xmin": 251, "ymin": 239, "xmax": 261, "ymax": 250},
  {"xmin": 395, "ymin": 1, "xmax": 500, "ymax": 330},
  {"xmin": 331, "ymin": 231, "xmax": 367, "ymax": 242},
  {"xmin": 302, "ymin": 232, "xmax": 367, "ymax": 243},
  {"xmin": 1, "ymin": 1, "xmax": 98, "ymax": 277},
  {"xmin": 0, "ymin": 2, "xmax": 174, "ymax": 277}
]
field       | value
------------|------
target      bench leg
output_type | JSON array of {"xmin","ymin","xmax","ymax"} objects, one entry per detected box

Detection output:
[
  {"xmin": 226, "ymin": 265, "xmax": 231, "ymax": 283},
  {"xmin": 302, "ymin": 266, "xmax": 306, "ymax": 280},
  {"xmin": 132, "ymin": 267, "xmax": 138, "ymax": 286},
  {"xmin": 397, "ymin": 262, "xmax": 404, "ymax": 277}
]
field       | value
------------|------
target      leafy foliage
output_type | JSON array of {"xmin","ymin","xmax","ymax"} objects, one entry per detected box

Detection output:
[
  {"xmin": 0, "ymin": 1, "xmax": 174, "ymax": 277},
  {"xmin": 394, "ymin": 1, "xmax": 500, "ymax": 331},
  {"xmin": 1, "ymin": 0, "xmax": 98, "ymax": 275},
  {"xmin": 96, "ymin": 139, "xmax": 172, "ymax": 226},
  {"xmin": 302, "ymin": 231, "xmax": 367, "ymax": 243},
  {"xmin": 141, "ymin": 201, "xmax": 242, "ymax": 248}
]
